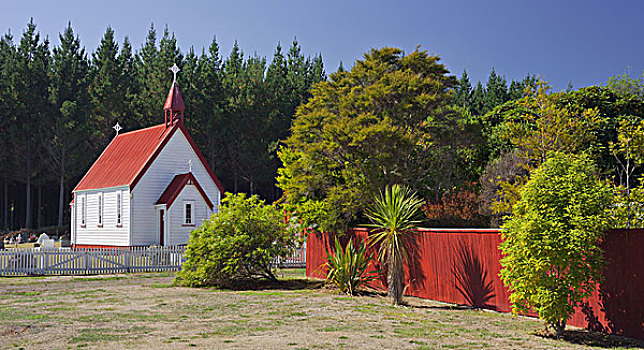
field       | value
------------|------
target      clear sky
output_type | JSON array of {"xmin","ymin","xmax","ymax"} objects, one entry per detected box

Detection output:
[{"xmin": 2, "ymin": 0, "xmax": 643, "ymax": 91}]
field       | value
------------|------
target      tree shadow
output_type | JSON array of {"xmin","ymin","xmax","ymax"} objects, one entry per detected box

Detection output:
[
  {"xmin": 598, "ymin": 232, "xmax": 643, "ymax": 339},
  {"xmin": 535, "ymin": 329, "xmax": 644, "ymax": 349},
  {"xmin": 581, "ymin": 231, "xmax": 644, "ymax": 340},
  {"xmin": 213, "ymin": 277, "xmax": 324, "ymax": 291},
  {"xmin": 580, "ymin": 301, "xmax": 606, "ymax": 333},
  {"xmin": 406, "ymin": 233, "xmax": 426, "ymax": 295},
  {"xmin": 450, "ymin": 241, "xmax": 496, "ymax": 309}
]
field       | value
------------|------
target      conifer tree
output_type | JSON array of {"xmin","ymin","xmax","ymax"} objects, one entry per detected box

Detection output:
[
  {"xmin": 134, "ymin": 25, "xmax": 183, "ymax": 127},
  {"xmin": 48, "ymin": 22, "xmax": 91, "ymax": 227},
  {"xmin": 455, "ymin": 69, "xmax": 472, "ymax": 108},
  {"xmin": 470, "ymin": 81, "xmax": 485, "ymax": 116},
  {"xmin": 118, "ymin": 36, "xmax": 136, "ymax": 123},
  {"xmin": 89, "ymin": 27, "xmax": 130, "ymax": 147},
  {"xmin": 190, "ymin": 37, "xmax": 224, "ymax": 171},
  {"xmin": 0, "ymin": 32, "xmax": 16, "ymax": 229},
  {"xmin": 11, "ymin": 19, "xmax": 50, "ymax": 228},
  {"xmin": 483, "ymin": 68, "xmax": 508, "ymax": 113}
]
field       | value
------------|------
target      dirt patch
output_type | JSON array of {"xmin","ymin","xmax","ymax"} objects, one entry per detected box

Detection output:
[{"xmin": 0, "ymin": 271, "xmax": 641, "ymax": 349}]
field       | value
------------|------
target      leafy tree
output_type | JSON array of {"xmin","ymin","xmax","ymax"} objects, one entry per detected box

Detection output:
[
  {"xmin": 606, "ymin": 69, "xmax": 644, "ymax": 100},
  {"xmin": 500, "ymin": 152, "xmax": 612, "ymax": 337},
  {"xmin": 366, "ymin": 184, "xmax": 423, "ymax": 305},
  {"xmin": 426, "ymin": 105, "xmax": 485, "ymax": 194},
  {"xmin": 277, "ymin": 47, "xmax": 456, "ymax": 232},
  {"xmin": 478, "ymin": 150, "xmax": 528, "ymax": 226},
  {"xmin": 492, "ymin": 81, "xmax": 602, "ymax": 214},
  {"xmin": 557, "ymin": 85, "xmax": 644, "ymax": 174},
  {"xmin": 175, "ymin": 193, "xmax": 298, "ymax": 287},
  {"xmin": 609, "ymin": 118, "xmax": 644, "ymax": 227}
]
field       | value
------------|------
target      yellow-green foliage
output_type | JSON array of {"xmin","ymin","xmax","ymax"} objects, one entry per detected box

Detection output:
[
  {"xmin": 277, "ymin": 47, "xmax": 456, "ymax": 233},
  {"xmin": 175, "ymin": 193, "xmax": 298, "ymax": 288},
  {"xmin": 609, "ymin": 118, "xmax": 644, "ymax": 228},
  {"xmin": 499, "ymin": 153, "xmax": 612, "ymax": 336},
  {"xmin": 492, "ymin": 81, "xmax": 602, "ymax": 215}
]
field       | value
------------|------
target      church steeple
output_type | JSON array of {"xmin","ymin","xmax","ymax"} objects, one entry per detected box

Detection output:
[{"xmin": 164, "ymin": 63, "xmax": 185, "ymax": 127}]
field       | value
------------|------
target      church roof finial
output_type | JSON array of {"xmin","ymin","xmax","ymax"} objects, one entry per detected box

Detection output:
[{"xmin": 164, "ymin": 63, "xmax": 185, "ymax": 126}]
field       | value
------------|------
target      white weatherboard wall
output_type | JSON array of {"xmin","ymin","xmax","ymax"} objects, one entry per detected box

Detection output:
[
  {"xmin": 166, "ymin": 184, "xmax": 212, "ymax": 246},
  {"xmin": 73, "ymin": 187, "xmax": 131, "ymax": 246},
  {"xmin": 131, "ymin": 129, "xmax": 220, "ymax": 246}
]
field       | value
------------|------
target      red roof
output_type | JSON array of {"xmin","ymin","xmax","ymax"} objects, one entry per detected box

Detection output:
[
  {"xmin": 164, "ymin": 81, "xmax": 185, "ymax": 112},
  {"xmin": 155, "ymin": 172, "xmax": 214, "ymax": 209},
  {"xmin": 73, "ymin": 123, "xmax": 224, "ymax": 193}
]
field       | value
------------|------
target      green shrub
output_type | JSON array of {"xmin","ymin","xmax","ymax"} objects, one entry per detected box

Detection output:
[
  {"xmin": 500, "ymin": 153, "xmax": 612, "ymax": 337},
  {"xmin": 325, "ymin": 237, "xmax": 377, "ymax": 295},
  {"xmin": 174, "ymin": 193, "xmax": 298, "ymax": 288}
]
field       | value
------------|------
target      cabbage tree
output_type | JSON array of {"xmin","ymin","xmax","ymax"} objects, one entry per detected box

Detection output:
[{"xmin": 366, "ymin": 184, "xmax": 423, "ymax": 305}]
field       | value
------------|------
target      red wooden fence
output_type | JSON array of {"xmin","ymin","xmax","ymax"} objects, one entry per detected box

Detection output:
[{"xmin": 306, "ymin": 228, "xmax": 644, "ymax": 340}]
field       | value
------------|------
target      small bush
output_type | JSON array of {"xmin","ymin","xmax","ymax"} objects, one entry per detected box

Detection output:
[
  {"xmin": 325, "ymin": 237, "xmax": 377, "ymax": 295},
  {"xmin": 174, "ymin": 193, "xmax": 298, "ymax": 288}
]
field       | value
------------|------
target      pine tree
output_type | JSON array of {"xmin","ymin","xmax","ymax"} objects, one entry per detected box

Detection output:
[
  {"xmin": 455, "ymin": 69, "xmax": 472, "ymax": 108},
  {"xmin": 286, "ymin": 38, "xmax": 308, "ymax": 109},
  {"xmin": 134, "ymin": 25, "xmax": 182, "ymax": 127},
  {"xmin": 191, "ymin": 37, "xmax": 225, "ymax": 170},
  {"xmin": 508, "ymin": 74, "xmax": 538, "ymax": 100},
  {"xmin": 470, "ymin": 81, "xmax": 485, "ymax": 116},
  {"xmin": 0, "ymin": 32, "xmax": 16, "ymax": 229},
  {"xmin": 483, "ymin": 68, "xmax": 508, "ymax": 114},
  {"xmin": 89, "ymin": 27, "xmax": 131, "ymax": 147},
  {"xmin": 221, "ymin": 41, "xmax": 245, "ymax": 192},
  {"xmin": 309, "ymin": 53, "xmax": 326, "ymax": 85},
  {"xmin": 266, "ymin": 43, "xmax": 289, "ymax": 134},
  {"xmin": 48, "ymin": 22, "xmax": 91, "ymax": 227},
  {"xmin": 118, "ymin": 36, "xmax": 136, "ymax": 124},
  {"xmin": 11, "ymin": 19, "xmax": 50, "ymax": 228}
]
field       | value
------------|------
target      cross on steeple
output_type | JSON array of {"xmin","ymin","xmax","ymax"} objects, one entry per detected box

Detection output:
[
  {"xmin": 170, "ymin": 63, "xmax": 180, "ymax": 82},
  {"xmin": 164, "ymin": 64, "xmax": 185, "ymax": 127}
]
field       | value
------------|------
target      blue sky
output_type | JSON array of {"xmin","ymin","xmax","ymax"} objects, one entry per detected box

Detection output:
[{"xmin": 2, "ymin": 0, "xmax": 643, "ymax": 90}]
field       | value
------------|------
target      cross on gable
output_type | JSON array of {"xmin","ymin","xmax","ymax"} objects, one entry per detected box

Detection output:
[
  {"xmin": 170, "ymin": 63, "xmax": 180, "ymax": 82},
  {"xmin": 112, "ymin": 122, "xmax": 122, "ymax": 136}
]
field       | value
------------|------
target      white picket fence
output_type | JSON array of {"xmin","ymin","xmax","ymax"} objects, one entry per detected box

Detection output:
[
  {"xmin": 273, "ymin": 244, "xmax": 307, "ymax": 268},
  {"xmin": 0, "ymin": 245, "xmax": 306, "ymax": 276},
  {"xmin": 0, "ymin": 246, "xmax": 186, "ymax": 276}
]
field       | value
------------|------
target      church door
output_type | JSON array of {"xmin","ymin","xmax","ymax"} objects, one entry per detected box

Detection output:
[{"xmin": 159, "ymin": 209, "xmax": 165, "ymax": 246}]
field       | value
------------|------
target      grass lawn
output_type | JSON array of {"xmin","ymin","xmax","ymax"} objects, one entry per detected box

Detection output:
[{"xmin": 0, "ymin": 269, "xmax": 641, "ymax": 350}]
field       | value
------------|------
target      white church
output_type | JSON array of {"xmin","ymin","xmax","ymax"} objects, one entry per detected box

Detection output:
[{"xmin": 70, "ymin": 65, "xmax": 223, "ymax": 248}]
